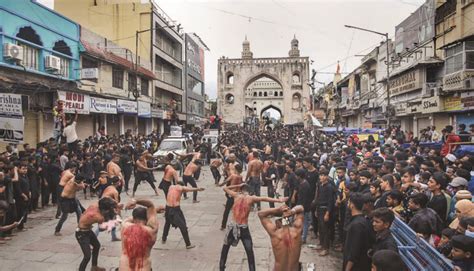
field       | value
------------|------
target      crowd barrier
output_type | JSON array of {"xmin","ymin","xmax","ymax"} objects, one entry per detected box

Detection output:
[{"xmin": 390, "ymin": 217, "xmax": 453, "ymax": 270}]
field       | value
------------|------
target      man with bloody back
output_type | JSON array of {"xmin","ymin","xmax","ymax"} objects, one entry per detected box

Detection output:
[
  {"xmin": 120, "ymin": 198, "xmax": 165, "ymax": 271},
  {"xmin": 258, "ymin": 204, "xmax": 305, "ymax": 271},
  {"xmin": 219, "ymin": 183, "xmax": 287, "ymax": 271}
]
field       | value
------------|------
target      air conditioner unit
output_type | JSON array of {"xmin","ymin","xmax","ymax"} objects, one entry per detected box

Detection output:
[
  {"xmin": 45, "ymin": 55, "xmax": 61, "ymax": 71},
  {"xmin": 3, "ymin": 43, "xmax": 23, "ymax": 61}
]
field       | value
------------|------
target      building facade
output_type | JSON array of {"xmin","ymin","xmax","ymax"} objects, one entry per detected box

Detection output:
[
  {"xmin": 217, "ymin": 37, "xmax": 310, "ymax": 125},
  {"xmin": 55, "ymin": 0, "xmax": 189, "ymax": 134},
  {"xmin": 185, "ymin": 33, "xmax": 207, "ymax": 127},
  {"xmin": 321, "ymin": 0, "xmax": 474, "ymax": 137},
  {"xmin": 0, "ymin": 0, "xmax": 80, "ymax": 145}
]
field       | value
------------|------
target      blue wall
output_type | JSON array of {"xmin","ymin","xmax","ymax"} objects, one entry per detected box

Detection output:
[{"xmin": 0, "ymin": 0, "xmax": 80, "ymax": 80}]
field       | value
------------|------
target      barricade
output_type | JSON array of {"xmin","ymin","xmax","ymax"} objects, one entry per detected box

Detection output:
[{"xmin": 390, "ymin": 217, "xmax": 453, "ymax": 270}]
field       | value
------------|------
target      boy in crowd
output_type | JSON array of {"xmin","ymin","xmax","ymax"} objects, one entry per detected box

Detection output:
[
  {"xmin": 370, "ymin": 207, "xmax": 398, "ymax": 256},
  {"xmin": 450, "ymin": 235, "xmax": 474, "ymax": 271}
]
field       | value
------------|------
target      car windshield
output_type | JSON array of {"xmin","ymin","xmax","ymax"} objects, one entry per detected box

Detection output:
[
  {"xmin": 159, "ymin": 140, "xmax": 182, "ymax": 151},
  {"xmin": 204, "ymin": 137, "xmax": 218, "ymax": 144}
]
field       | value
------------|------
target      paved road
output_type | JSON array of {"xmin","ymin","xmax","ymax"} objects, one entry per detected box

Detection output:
[{"xmin": 0, "ymin": 167, "xmax": 342, "ymax": 271}]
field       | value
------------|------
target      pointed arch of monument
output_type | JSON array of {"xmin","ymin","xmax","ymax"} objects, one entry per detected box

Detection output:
[
  {"xmin": 243, "ymin": 72, "xmax": 284, "ymax": 90},
  {"xmin": 260, "ymin": 104, "xmax": 282, "ymax": 119}
]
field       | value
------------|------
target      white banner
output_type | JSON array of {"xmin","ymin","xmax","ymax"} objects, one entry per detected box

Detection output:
[
  {"xmin": 58, "ymin": 91, "xmax": 90, "ymax": 114},
  {"xmin": 0, "ymin": 116, "xmax": 24, "ymax": 143},
  {"xmin": 0, "ymin": 93, "xmax": 23, "ymax": 116},
  {"xmin": 138, "ymin": 101, "xmax": 151, "ymax": 118},
  {"xmin": 117, "ymin": 99, "xmax": 137, "ymax": 114},
  {"xmin": 90, "ymin": 97, "xmax": 117, "ymax": 114},
  {"xmin": 170, "ymin": 126, "xmax": 182, "ymax": 137}
]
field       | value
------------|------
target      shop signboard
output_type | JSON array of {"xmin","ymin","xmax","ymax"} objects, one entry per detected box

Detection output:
[
  {"xmin": 421, "ymin": 96, "xmax": 441, "ymax": 114},
  {"xmin": 0, "ymin": 115, "xmax": 23, "ymax": 143},
  {"xmin": 443, "ymin": 96, "xmax": 462, "ymax": 112},
  {"xmin": 138, "ymin": 101, "xmax": 151, "ymax": 118},
  {"xmin": 407, "ymin": 101, "xmax": 422, "ymax": 114},
  {"xmin": 117, "ymin": 99, "xmax": 137, "ymax": 114},
  {"xmin": 395, "ymin": 103, "xmax": 408, "ymax": 116},
  {"xmin": 461, "ymin": 91, "xmax": 474, "ymax": 110},
  {"xmin": 151, "ymin": 107, "xmax": 164, "ymax": 119},
  {"xmin": 389, "ymin": 69, "xmax": 422, "ymax": 96},
  {"xmin": 58, "ymin": 91, "xmax": 90, "ymax": 114},
  {"xmin": 89, "ymin": 97, "xmax": 117, "ymax": 114},
  {"xmin": 0, "ymin": 93, "xmax": 22, "ymax": 116}
]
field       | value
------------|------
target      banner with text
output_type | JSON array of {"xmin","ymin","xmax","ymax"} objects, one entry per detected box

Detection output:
[
  {"xmin": 0, "ymin": 93, "xmax": 23, "ymax": 116},
  {"xmin": 0, "ymin": 115, "xmax": 24, "ymax": 143},
  {"xmin": 58, "ymin": 91, "xmax": 90, "ymax": 114},
  {"xmin": 117, "ymin": 99, "xmax": 137, "ymax": 114},
  {"xmin": 90, "ymin": 97, "xmax": 117, "ymax": 114},
  {"xmin": 138, "ymin": 101, "xmax": 151, "ymax": 118}
]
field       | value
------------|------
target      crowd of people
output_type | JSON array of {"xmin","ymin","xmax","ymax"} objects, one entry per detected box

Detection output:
[{"xmin": 0, "ymin": 112, "xmax": 474, "ymax": 271}]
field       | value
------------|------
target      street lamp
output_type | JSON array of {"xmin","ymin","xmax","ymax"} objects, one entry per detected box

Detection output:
[{"xmin": 344, "ymin": 25, "xmax": 391, "ymax": 127}]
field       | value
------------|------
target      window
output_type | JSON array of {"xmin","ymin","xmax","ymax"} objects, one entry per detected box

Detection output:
[
  {"xmin": 141, "ymin": 77, "xmax": 149, "ymax": 96},
  {"xmin": 155, "ymin": 27, "xmax": 182, "ymax": 61},
  {"xmin": 227, "ymin": 73, "xmax": 234, "ymax": 85},
  {"xmin": 128, "ymin": 73, "xmax": 137, "ymax": 92},
  {"xmin": 19, "ymin": 43, "xmax": 39, "ymax": 70},
  {"xmin": 225, "ymin": 94, "xmax": 234, "ymax": 104},
  {"xmin": 58, "ymin": 57, "xmax": 70, "ymax": 78},
  {"xmin": 112, "ymin": 67, "xmax": 123, "ymax": 89},
  {"xmin": 292, "ymin": 73, "xmax": 300, "ymax": 84},
  {"xmin": 292, "ymin": 93, "xmax": 301, "ymax": 109},
  {"xmin": 445, "ymin": 43, "xmax": 463, "ymax": 74},
  {"xmin": 187, "ymin": 75, "xmax": 203, "ymax": 95},
  {"xmin": 155, "ymin": 56, "xmax": 182, "ymax": 88},
  {"xmin": 82, "ymin": 57, "xmax": 98, "ymax": 69},
  {"xmin": 466, "ymin": 41, "xmax": 474, "ymax": 70}
]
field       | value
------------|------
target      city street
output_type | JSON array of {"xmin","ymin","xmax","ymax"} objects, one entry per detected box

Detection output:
[{"xmin": 0, "ymin": 167, "xmax": 342, "ymax": 271}]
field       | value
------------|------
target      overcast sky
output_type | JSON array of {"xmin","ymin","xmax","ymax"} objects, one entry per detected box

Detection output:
[{"xmin": 39, "ymin": 0, "xmax": 425, "ymax": 99}]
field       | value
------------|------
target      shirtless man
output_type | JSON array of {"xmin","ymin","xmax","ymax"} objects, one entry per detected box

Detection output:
[
  {"xmin": 55, "ymin": 165, "xmax": 85, "ymax": 236},
  {"xmin": 246, "ymin": 151, "xmax": 264, "ymax": 210},
  {"xmin": 219, "ymin": 164, "xmax": 244, "ymax": 230},
  {"xmin": 133, "ymin": 153, "xmax": 159, "ymax": 197},
  {"xmin": 224, "ymin": 153, "xmax": 238, "ymax": 179},
  {"xmin": 219, "ymin": 183, "xmax": 287, "ymax": 271},
  {"xmin": 158, "ymin": 159, "xmax": 179, "ymax": 198},
  {"xmin": 119, "ymin": 199, "xmax": 165, "ymax": 271},
  {"xmin": 258, "ymin": 205, "xmax": 305, "ymax": 271},
  {"xmin": 76, "ymin": 197, "xmax": 118, "ymax": 271},
  {"xmin": 210, "ymin": 158, "xmax": 223, "ymax": 185},
  {"xmin": 95, "ymin": 177, "xmax": 122, "ymax": 241},
  {"xmin": 182, "ymin": 159, "xmax": 202, "ymax": 203},
  {"xmin": 161, "ymin": 183, "xmax": 204, "ymax": 248},
  {"xmin": 107, "ymin": 153, "xmax": 123, "ymax": 193}
]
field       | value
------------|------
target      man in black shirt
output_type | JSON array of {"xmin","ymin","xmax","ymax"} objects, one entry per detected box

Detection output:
[
  {"xmin": 369, "ymin": 208, "xmax": 397, "ymax": 257},
  {"xmin": 294, "ymin": 168, "xmax": 312, "ymax": 244},
  {"xmin": 303, "ymin": 157, "xmax": 319, "ymax": 238},
  {"xmin": 427, "ymin": 172, "xmax": 448, "ymax": 223},
  {"xmin": 313, "ymin": 169, "xmax": 336, "ymax": 256},
  {"xmin": 285, "ymin": 162, "xmax": 297, "ymax": 207},
  {"xmin": 343, "ymin": 192, "xmax": 371, "ymax": 271},
  {"xmin": 16, "ymin": 164, "xmax": 30, "ymax": 230},
  {"xmin": 263, "ymin": 156, "xmax": 278, "ymax": 208}
]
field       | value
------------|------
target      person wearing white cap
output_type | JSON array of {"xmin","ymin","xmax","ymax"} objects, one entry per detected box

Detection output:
[
  {"xmin": 448, "ymin": 177, "xmax": 471, "ymax": 221},
  {"xmin": 445, "ymin": 153, "xmax": 457, "ymax": 164}
]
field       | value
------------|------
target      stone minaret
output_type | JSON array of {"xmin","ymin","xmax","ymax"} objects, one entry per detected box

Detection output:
[
  {"xmin": 241, "ymin": 36, "xmax": 253, "ymax": 59},
  {"xmin": 289, "ymin": 35, "xmax": 300, "ymax": 57}
]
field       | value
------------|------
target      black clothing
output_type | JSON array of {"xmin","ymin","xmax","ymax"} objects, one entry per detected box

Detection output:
[
  {"xmin": 371, "ymin": 229, "xmax": 398, "ymax": 255},
  {"xmin": 219, "ymin": 226, "xmax": 255, "ymax": 271},
  {"xmin": 306, "ymin": 169, "xmax": 319, "ymax": 200},
  {"xmin": 162, "ymin": 206, "xmax": 191, "ymax": 246},
  {"xmin": 159, "ymin": 179, "xmax": 172, "ymax": 198},
  {"xmin": 221, "ymin": 195, "xmax": 234, "ymax": 229},
  {"xmin": 76, "ymin": 229, "xmax": 100, "ymax": 271},
  {"xmin": 376, "ymin": 191, "xmax": 390, "ymax": 209},
  {"xmin": 343, "ymin": 214, "xmax": 371, "ymax": 271},
  {"xmin": 427, "ymin": 193, "xmax": 447, "ymax": 222},
  {"xmin": 211, "ymin": 166, "xmax": 221, "ymax": 184},
  {"xmin": 317, "ymin": 207, "xmax": 331, "ymax": 249},
  {"xmin": 182, "ymin": 175, "xmax": 198, "ymax": 201},
  {"xmin": 133, "ymin": 171, "xmax": 157, "ymax": 193},
  {"xmin": 314, "ymin": 181, "xmax": 336, "ymax": 214},
  {"xmin": 296, "ymin": 180, "xmax": 312, "ymax": 211},
  {"xmin": 357, "ymin": 184, "xmax": 370, "ymax": 195}
]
